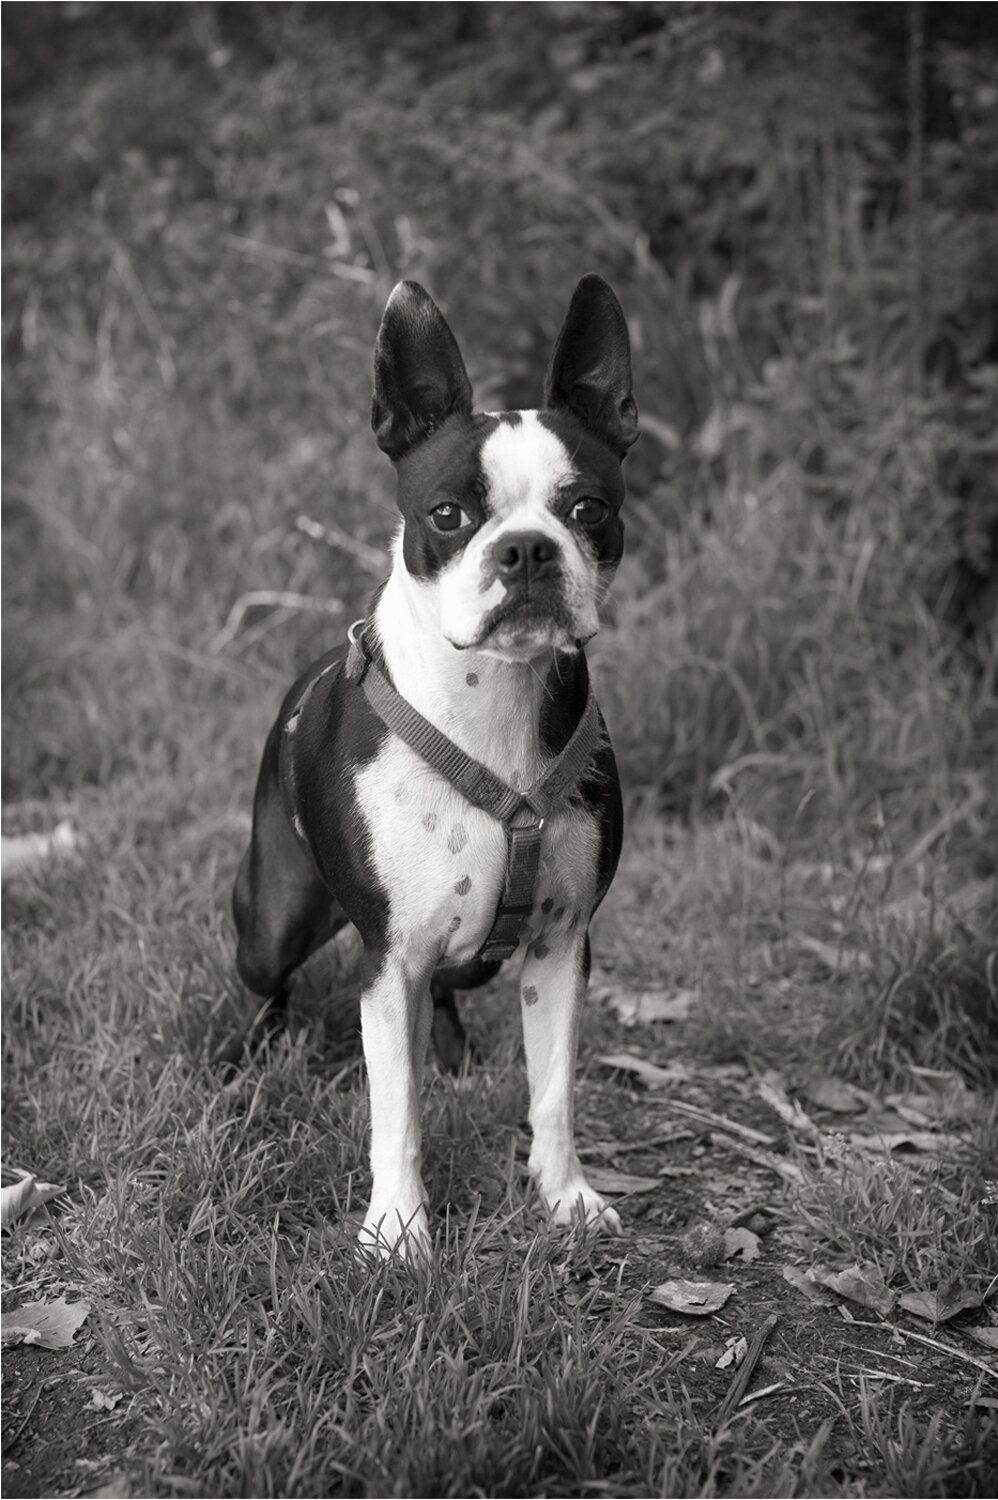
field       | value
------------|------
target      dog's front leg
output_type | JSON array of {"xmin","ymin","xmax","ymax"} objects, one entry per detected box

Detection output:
[
  {"xmin": 359, "ymin": 954, "xmax": 434, "ymax": 1257},
  {"xmin": 520, "ymin": 929, "xmax": 622, "ymax": 1234}
]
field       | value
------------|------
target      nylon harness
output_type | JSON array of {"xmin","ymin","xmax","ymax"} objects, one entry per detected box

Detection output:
[{"xmin": 278, "ymin": 621, "xmax": 606, "ymax": 962}]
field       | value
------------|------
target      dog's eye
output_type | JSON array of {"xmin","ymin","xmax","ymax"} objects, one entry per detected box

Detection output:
[
  {"xmin": 572, "ymin": 497, "xmax": 609, "ymax": 526},
  {"xmin": 430, "ymin": 503, "xmax": 471, "ymax": 533}
]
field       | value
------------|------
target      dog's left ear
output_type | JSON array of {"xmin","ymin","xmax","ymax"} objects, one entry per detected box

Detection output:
[
  {"xmin": 372, "ymin": 281, "xmax": 474, "ymax": 462},
  {"xmin": 544, "ymin": 275, "xmax": 638, "ymax": 458}
]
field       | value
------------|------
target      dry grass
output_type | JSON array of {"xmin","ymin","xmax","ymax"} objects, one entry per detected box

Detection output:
[{"xmin": 3, "ymin": 8, "xmax": 996, "ymax": 1496}]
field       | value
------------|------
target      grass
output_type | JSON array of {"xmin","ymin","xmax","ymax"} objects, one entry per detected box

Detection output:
[{"xmin": 3, "ymin": 8, "xmax": 997, "ymax": 1497}]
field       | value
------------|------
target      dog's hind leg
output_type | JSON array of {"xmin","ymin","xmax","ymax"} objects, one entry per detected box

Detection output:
[
  {"xmin": 429, "ymin": 957, "xmax": 499, "ymax": 1072},
  {"xmin": 221, "ymin": 726, "xmax": 347, "ymax": 1069}
]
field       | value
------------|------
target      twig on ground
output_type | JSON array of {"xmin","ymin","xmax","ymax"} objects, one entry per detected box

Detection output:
[
  {"xmin": 708, "ymin": 1132, "xmax": 805, "ymax": 1184},
  {"xmin": 714, "ymin": 1313, "xmax": 779, "ymax": 1424},
  {"xmin": 833, "ymin": 1316, "xmax": 998, "ymax": 1381},
  {"xmin": 754, "ymin": 1071, "xmax": 823, "ymax": 1140},
  {"xmin": 654, "ymin": 1099, "xmax": 776, "ymax": 1147},
  {"xmin": 893, "ymin": 1325, "xmax": 998, "ymax": 1380}
]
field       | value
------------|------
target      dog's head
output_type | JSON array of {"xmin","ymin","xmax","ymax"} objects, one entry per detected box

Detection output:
[{"xmin": 371, "ymin": 276, "xmax": 637, "ymax": 663}]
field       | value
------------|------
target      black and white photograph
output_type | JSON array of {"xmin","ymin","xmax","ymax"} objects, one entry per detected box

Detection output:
[{"xmin": 3, "ymin": 4, "xmax": 996, "ymax": 1496}]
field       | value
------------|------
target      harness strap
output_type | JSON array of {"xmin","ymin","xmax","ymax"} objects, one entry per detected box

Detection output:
[
  {"xmin": 282, "ymin": 624, "xmax": 604, "ymax": 963},
  {"xmin": 348, "ymin": 626, "xmax": 604, "ymax": 961}
]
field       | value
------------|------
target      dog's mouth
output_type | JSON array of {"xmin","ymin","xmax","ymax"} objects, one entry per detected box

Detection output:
[{"xmin": 452, "ymin": 594, "xmax": 590, "ymax": 659}]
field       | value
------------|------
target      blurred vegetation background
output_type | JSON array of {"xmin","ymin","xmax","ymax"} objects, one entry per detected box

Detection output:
[{"xmin": 3, "ymin": 0, "xmax": 996, "ymax": 866}]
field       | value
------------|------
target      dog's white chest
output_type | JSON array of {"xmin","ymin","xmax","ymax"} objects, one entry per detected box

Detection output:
[{"xmin": 353, "ymin": 737, "xmax": 599, "ymax": 969}]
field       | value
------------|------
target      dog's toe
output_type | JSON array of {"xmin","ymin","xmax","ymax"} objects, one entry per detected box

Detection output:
[
  {"xmin": 358, "ymin": 1204, "xmax": 431, "ymax": 1262},
  {"xmin": 546, "ymin": 1182, "xmax": 623, "ymax": 1235}
]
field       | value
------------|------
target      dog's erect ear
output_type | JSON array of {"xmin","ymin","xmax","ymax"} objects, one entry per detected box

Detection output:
[
  {"xmin": 372, "ymin": 282, "xmax": 474, "ymax": 461},
  {"xmin": 544, "ymin": 275, "xmax": 638, "ymax": 458}
]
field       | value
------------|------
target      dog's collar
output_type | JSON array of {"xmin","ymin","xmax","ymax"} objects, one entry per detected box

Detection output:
[{"xmin": 344, "ymin": 620, "xmax": 605, "ymax": 962}]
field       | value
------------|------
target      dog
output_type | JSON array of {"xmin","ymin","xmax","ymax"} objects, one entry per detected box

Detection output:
[{"xmin": 232, "ymin": 274, "xmax": 638, "ymax": 1255}]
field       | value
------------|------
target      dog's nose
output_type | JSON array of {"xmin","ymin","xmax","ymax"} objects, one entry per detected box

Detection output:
[{"xmin": 492, "ymin": 530, "xmax": 559, "ymax": 579}]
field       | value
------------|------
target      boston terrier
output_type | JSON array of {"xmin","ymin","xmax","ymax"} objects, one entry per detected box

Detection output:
[{"xmin": 232, "ymin": 275, "xmax": 638, "ymax": 1255}]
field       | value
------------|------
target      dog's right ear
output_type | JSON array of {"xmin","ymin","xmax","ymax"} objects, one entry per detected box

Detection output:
[{"xmin": 372, "ymin": 282, "xmax": 474, "ymax": 462}]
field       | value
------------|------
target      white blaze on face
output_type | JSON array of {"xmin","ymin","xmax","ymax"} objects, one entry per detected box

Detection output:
[{"xmin": 438, "ymin": 412, "xmax": 602, "ymax": 656}]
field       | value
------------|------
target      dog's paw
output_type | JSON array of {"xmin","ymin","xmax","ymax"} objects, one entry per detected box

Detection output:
[
  {"xmin": 358, "ymin": 1202, "xmax": 431, "ymax": 1261},
  {"xmin": 545, "ymin": 1181, "xmax": 623, "ymax": 1236}
]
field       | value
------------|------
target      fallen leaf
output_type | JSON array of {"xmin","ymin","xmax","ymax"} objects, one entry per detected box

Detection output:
[
  {"xmin": 889, "ymin": 1075, "xmax": 980, "ymax": 1123},
  {"xmin": 724, "ymin": 1226, "xmax": 761, "ymax": 1263},
  {"xmin": 781, "ymin": 1264, "xmax": 835, "ymax": 1305},
  {"xmin": 604, "ymin": 988, "xmax": 695, "ymax": 1026},
  {"xmin": 965, "ymin": 1327, "xmax": 998, "ymax": 1351},
  {"xmin": 809, "ymin": 1262, "xmax": 895, "ymax": 1316},
  {"xmin": 1, "ymin": 1296, "xmax": 90, "ymax": 1349},
  {"xmin": 884, "ymin": 1099, "xmax": 934, "ymax": 1129},
  {"xmin": 803, "ymin": 1075, "xmax": 868, "ymax": 1114},
  {"xmin": 847, "ymin": 1129, "xmax": 963, "ymax": 1155},
  {"xmin": 88, "ymin": 1388, "xmax": 124, "ymax": 1411},
  {"xmin": 648, "ymin": 1279, "xmax": 735, "ymax": 1316},
  {"xmin": 899, "ymin": 1281, "xmax": 985, "ymax": 1323},
  {"xmin": 597, "ymin": 1053, "xmax": 688, "ymax": 1088},
  {"xmin": 584, "ymin": 1167, "xmax": 661, "ymax": 1196},
  {"xmin": 1, "ymin": 1168, "xmax": 66, "ymax": 1230},
  {"xmin": 715, "ymin": 1334, "xmax": 748, "ymax": 1370}
]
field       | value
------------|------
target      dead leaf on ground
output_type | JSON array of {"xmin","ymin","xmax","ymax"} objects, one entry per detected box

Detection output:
[
  {"xmin": 724, "ymin": 1226, "xmax": 762, "ymax": 1262},
  {"xmin": 648, "ymin": 1279, "xmax": 736, "ymax": 1316},
  {"xmin": 716, "ymin": 1334, "xmax": 748, "ymax": 1370},
  {"xmin": 889, "ymin": 1073, "xmax": 980, "ymax": 1123},
  {"xmin": 1, "ymin": 1167, "xmax": 66, "ymax": 1229},
  {"xmin": 782, "ymin": 1264, "xmax": 835, "ymax": 1304},
  {"xmin": 88, "ymin": 1387, "xmax": 124, "ymax": 1411},
  {"xmin": 965, "ymin": 1327, "xmax": 998, "ymax": 1351},
  {"xmin": 597, "ymin": 1053, "xmax": 689, "ymax": 1088},
  {"xmin": 584, "ymin": 1167, "xmax": 661, "ymax": 1196},
  {"xmin": 899, "ymin": 1280, "xmax": 985, "ymax": 1323},
  {"xmin": 847, "ymin": 1128, "xmax": 963, "ymax": 1156},
  {"xmin": 809, "ymin": 1262, "xmax": 896, "ymax": 1316},
  {"xmin": 602, "ymin": 987, "xmax": 695, "ymax": 1026},
  {"xmin": 1, "ymin": 1295, "xmax": 91, "ymax": 1349},
  {"xmin": 803, "ymin": 1074, "xmax": 869, "ymax": 1114}
]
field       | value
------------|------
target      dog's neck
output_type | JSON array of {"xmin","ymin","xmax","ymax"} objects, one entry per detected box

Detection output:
[{"xmin": 373, "ymin": 544, "xmax": 562, "ymax": 791}]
